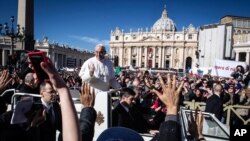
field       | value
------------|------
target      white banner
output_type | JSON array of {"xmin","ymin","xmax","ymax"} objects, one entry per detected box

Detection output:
[{"xmin": 211, "ymin": 59, "xmax": 247, "ymax": 78}]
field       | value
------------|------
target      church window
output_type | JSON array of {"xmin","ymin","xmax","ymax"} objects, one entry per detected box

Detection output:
[
  {"xmin": 188, "ymin": 34, "xmax": 192, "ymax": 39},
  {"xmin": 166, "ymin": 34, "xmax": 170, "ymax": 39},
  {"xmin": 141, "ymin": 62, "xmax": 145, "ymax": 68},
  {"xmin": 115, "ymin": 36, "xmax": 119, "ymax": 40}
]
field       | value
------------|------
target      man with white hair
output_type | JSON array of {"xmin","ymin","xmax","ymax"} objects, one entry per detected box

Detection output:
[{"xmin": 79, "ymin": 44, "xmax": 121, "ymax": 93}]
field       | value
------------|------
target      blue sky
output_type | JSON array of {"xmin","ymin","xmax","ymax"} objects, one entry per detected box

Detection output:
[{"xmin": 0, "ymin": 0, "xmax": 250, "ymax": 52}]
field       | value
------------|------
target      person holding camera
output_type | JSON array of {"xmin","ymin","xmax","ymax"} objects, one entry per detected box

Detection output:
[{"xmin": 231, "ymin": 65, "xmax": 245, "ymax": 81}]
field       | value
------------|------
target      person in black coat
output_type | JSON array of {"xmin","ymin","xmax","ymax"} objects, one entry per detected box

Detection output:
[
  {"xmin": 112, "ymin": 88, "xmax": 139, "ymax": 131},
  {"xmin": 79, "ymin": 82, "xmax": 97, "ymax": 141},
  {"xmin": 205, "ymin": 83, "xmax": 224, "ymax": 121},
  {"xmin": 112, "ymin": 87, "xmax": 158, "ymax": 134},
  {"xmin": 28, "ymin": 81, "xmax": 62, "ymax": 141},
  {"xmin": 19, "ymin": 72, "xmax": 39, "ymax": 94}
]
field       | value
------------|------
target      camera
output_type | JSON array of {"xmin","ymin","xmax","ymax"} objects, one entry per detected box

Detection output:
[{"xmin": 28, "ymin": 51, "xmax": 49, "ymax": 81}]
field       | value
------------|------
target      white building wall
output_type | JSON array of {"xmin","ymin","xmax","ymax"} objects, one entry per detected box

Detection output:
[
  {"xmin": 198, "ymin": 24, "xmax": 229, "ymax": 68},
  {"xmin": 198, "ymin": 29, "xmax": 205, "ymax": 67},
  {"xmin": 220, "ymin": 26, "xmax": 226, "ymax": 58},
  {"xmin": 225, "ymin": 26, "xmax": 233, "ymax": 58}
]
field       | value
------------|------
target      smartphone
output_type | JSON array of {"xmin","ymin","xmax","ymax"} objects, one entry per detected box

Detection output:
[{"xmin": 28, "ymin": 51, "xmax": 49, "ymax": 81}]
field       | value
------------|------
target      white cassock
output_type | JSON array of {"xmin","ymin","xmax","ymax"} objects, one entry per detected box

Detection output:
[{"xmin": 79, "ymin": 57, "xmax": 121, "ymax": 93}]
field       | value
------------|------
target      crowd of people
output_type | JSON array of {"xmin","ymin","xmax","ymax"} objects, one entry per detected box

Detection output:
[{"xmin": 0, "ymin": 43, "xmax": 249, "ymax": 141}]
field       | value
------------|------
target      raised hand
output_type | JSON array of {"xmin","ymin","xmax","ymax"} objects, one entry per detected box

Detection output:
[
  {"xmin": 80, "ymin": 82, "xmax": 95, "ymax": 107},
  {"xmin": 40, "ymin": 58, "xmax": 67, "ymax": 89},
  {"xmin": 152, "ymin": 74, "xmax": 184, "ymax": 115},
  {"xmin": 88, "ymin": 63, "xmax": 95, "ymax": 77},
  {"xmin": 0, "ymin": 70, "xmax": 12, "ymax": 94},
  {"xmin": 188, "ymin": 109, "xmax": 204, "ymax": 140},
  {"xmin": 40, "ymin": 57, "xmax": 81, "ymax": 141}
]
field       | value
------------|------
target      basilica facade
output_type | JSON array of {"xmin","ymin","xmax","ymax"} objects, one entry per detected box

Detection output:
[{"xmin": 110, "ymin": 8, "xmax": 198, "ymax": 71}]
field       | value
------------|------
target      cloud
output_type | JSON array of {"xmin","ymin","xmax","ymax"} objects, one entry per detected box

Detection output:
[{"xmin": 70, "ymin": 35, "xmax": 109, "ymax": 46}]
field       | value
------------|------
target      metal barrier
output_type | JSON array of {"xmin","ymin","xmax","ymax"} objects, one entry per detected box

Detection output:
[
  {"xmin": 183, "ymin": 100, "xmax": 250, "ymax": 126},
  {"xmin": 11, "ymin": 93, "xmax": 41, "ymax": 110},
  {"xmin": 0, "ymin": 89, "xmax": 16, "ymax": 97},
  {"xmin": 183, "ymin": 100, "xmax": 206, "ymax": 111},
  {"xmin": 223, "ymin": 105, "xmax": 250, "ymax": 126}
]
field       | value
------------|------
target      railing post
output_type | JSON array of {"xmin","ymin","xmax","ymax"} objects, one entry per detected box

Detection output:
[
  {"xmin": 226, "ymin": 105, "xmax": 231, "ymax": 127},
  {"xmin": 191, "ymin": 100, "xmax": 195, "ymax": 110}
]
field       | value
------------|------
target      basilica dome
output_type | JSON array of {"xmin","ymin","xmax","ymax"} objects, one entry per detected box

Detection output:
[{"xmin": 152, "ymin": 8, "xmax": 176, "ymax": 32}]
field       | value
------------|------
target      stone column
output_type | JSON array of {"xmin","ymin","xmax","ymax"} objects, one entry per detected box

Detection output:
[
  {"xmin": 136, "ymin": 47, "xmax": 139, "ymax": 67},
  {"xmin": 162, "ymin": 47, "xmax": 165, "ymax": 68},
  {"xmin": 128, "ymin": 47, "xmax": 132, "ymax": 66},
  {"xmin": 158, "ymin": 47, "xmax": 162, "ymax": 68},
  {"xmin": 246, "ymin": 51, "xmax": 250, "ymax": 65},
  {"xmin": 152, "ymin": 47, "xmax": 156, "ymax": 68},
  {"xmin": 145, "ymin": 47, "xmax": 148, "ymax": 68},
  {"xmin": 2, "ymin": 50, "xmax": 6, "ymax": 66},
  {"xmin": 180, "ymin": 47, "xmax": 184, "ymax": 69},
  {"xmin": 183, "ymin": 47, "xmax": 186, "ymax": 69},
  {"xmin": 235, "ymin": 52, "xmax": 239, "ymax": 61},
  {"xmin": 171, "ymin": 47, "xmax": 174, "ymax": 68},
  {"xmin": 17, "ymin": 0, "xmax": 34, "ymax": 51},
  {"xmin": 192, "ymin": 47, "xmax": 196, "ymax": 69},
  {"xmin": 55, "ymin": 53, "xmax": 58, "ymax": 69},
  {"xmin": 110, "ymin": 47, "xmax": 113, "ymax": 57},
  {"xmin": 139, "ymin": 47, "xmax": 142, "ymax": 67},
  {"xmin": 119, "ymin": 47, "xmax": 123, "ymax": 66}
]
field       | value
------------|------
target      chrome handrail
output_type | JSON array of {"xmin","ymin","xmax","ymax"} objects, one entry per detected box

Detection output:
[
  {"xmin": 0, "ymin": 89, "xmax": 16, "ymax": 97},
  {"xmin": 11, "ymin": 93, "xmax": 41, "ymax": 110}
]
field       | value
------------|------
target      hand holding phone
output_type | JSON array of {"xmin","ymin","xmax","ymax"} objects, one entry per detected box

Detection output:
[{"xmin": 28, "ymin": 51, "xmax": 49, "ymax": 81}]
